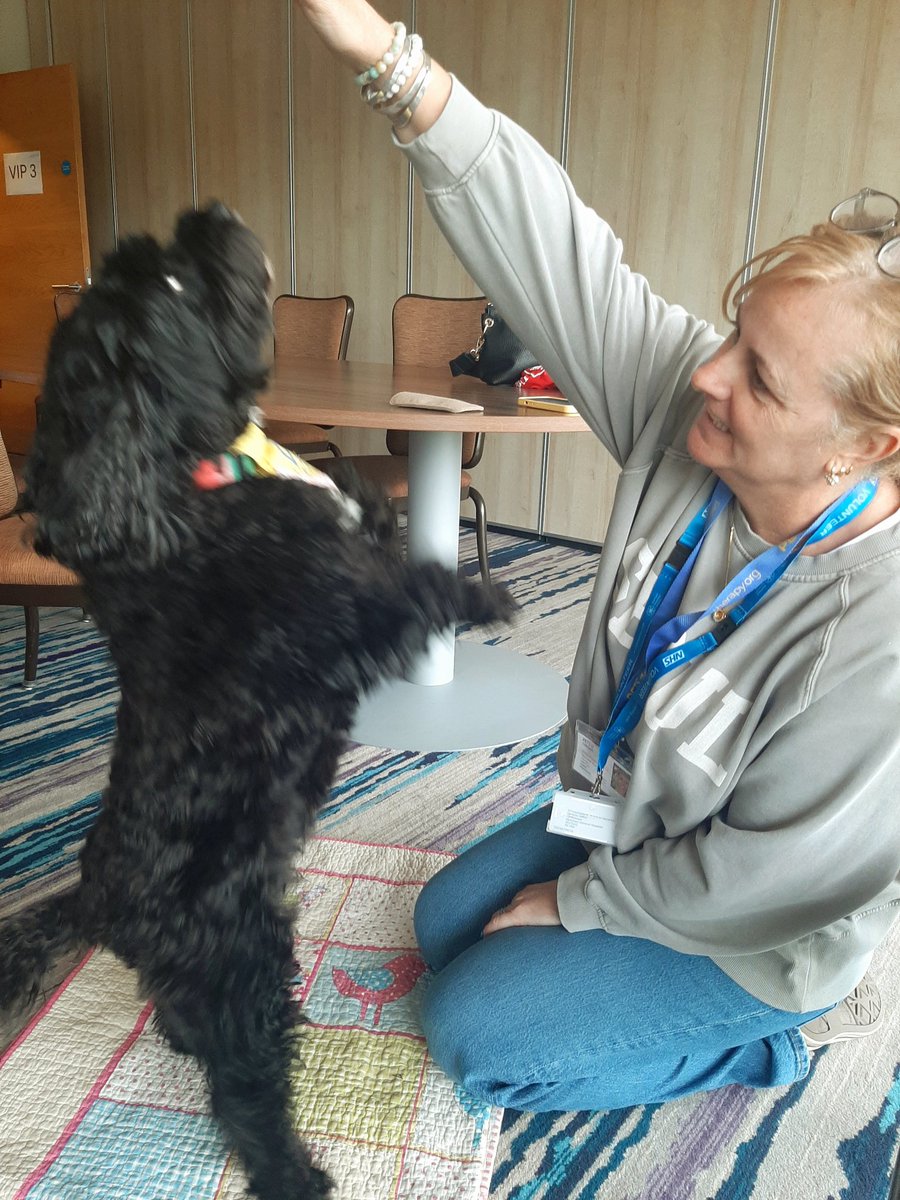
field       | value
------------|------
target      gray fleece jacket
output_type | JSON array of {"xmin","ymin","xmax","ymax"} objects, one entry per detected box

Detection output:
[{"xmin": 399, "ymin": 79, "xmax": 900, "ymax": 1012}]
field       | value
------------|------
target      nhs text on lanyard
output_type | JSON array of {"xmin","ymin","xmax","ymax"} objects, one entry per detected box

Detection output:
[{"xmin": 546, "ymin": 477, "xmax": 878, "ymax": 846}]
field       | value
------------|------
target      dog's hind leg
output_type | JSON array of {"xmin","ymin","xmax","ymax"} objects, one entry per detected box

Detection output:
[
  {"xmin": 0, "ymin": 888, "xmax": 87, "ymax": 1013},
  {"xmin": 148, "ymin": 905, "xmax": 331, "ymax": 1200}
]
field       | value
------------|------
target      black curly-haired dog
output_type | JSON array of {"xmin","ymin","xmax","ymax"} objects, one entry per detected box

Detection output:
[{"xmin": 1, "ymin": 203, "xmax": 514, "ymax": 1200}]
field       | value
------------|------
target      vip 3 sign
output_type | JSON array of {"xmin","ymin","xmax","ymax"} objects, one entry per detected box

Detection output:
[{"xmin": 4, "ymin": 150, "xmax": 43, "ymax": 195}]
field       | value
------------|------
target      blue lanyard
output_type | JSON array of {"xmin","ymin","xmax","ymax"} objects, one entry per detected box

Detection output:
[
  {"xmin": 615, "ymin": 478, "xmax": 732, "ymax": 704},
  {"xmin": 597, "ymin": 477, "xmax": 879, "ymax": 775}
]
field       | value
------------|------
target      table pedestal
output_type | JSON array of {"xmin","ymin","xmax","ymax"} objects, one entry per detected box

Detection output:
[
  {"xmin": 350, "ymin": 427, "xmax": 569, "ymax": 749},
  {"xmin": 351, "ymin": 640, "xmax": 568, "ymax": 751},
  {"xmin": 405, "ymin": 428, "xmax": 463, "ymax": 685}
]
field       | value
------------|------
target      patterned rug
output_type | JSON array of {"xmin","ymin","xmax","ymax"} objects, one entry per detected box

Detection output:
[
  {"xmin": 2, "ymin": 528, "xmax": 898, "ymax": 1200},
  {"xmin": 0, "ymin": 838, "xmax": 501, "ymax": 1200}
]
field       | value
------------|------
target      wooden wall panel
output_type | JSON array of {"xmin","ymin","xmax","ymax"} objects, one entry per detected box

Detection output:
[
  {"xmin": 292, "ymin": 9, "xmax": 409, "ymax": 371},
  {"xmin": 755, "ymin": 0, "xmax": 900, "ymax": 249},
  {"xmin": 50, "ymin": 0, "xmax": 116, "ymax": 266},
  {"xmin": 543, "ymin": 0, "xmax": 769, "ymax": 545},
  {"xmin": 24, "ymin": 0, "xmax": 49, "ymax": 67},
  {"xmin": 565, "ymin": 0, "xmax": 768, "ymax": 325},
  {"xmin": 410, "ymin": 0, "xmax": 569, "ymax": 530},
  {"xmin": 544, "ymin": 433, "xmax": 620, "ymax": 546},
  {"xmin": 0, "ymin": 0, "xmax": 32, "ymax": 72},
  {"xmin": 412, "ymin": 0, "xmax": 568, "ymax": 297},
  {"xmin": 191, "ymin": 0, "xmax": 291, "ymax": 297},
  {"xmin": 106, "ymin": 0, "xmax": 193, "ymax": 242},
  {"xmin": 474, "ymin": 434, "xmax": 544, "ymax": 535},
  {"xmin": 292, "ymin": 8, "xmax": 412, "ymax": 457}
]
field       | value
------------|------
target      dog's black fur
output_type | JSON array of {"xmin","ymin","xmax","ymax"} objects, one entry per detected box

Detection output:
[{"xmin": 2, "ymin": 204, "xmax": 514, "ymax": 1200}]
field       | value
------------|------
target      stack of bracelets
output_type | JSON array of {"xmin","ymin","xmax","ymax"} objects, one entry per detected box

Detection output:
[{"xmin": 354, "ymin": 22, "xmax": 432, "ymax": 129}]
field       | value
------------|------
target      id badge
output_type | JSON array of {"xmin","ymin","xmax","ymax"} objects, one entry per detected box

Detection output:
[
  {"xmin": 571, "ymin": 719, "xmax": 633, "ymax": 800},
  {"xmin": 600, "ymin": 740, "xmax": 633, "ymax": 800},
  {"xmin": 572, "ymin": 719, "xmax": 602, "ymax": 784},
  {"xmin": 546, "ymin": 788, "xmax": 619, "ymax": 846}
]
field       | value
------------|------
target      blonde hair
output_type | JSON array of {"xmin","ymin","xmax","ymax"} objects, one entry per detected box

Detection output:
[{"xmin": 721, "ymin": 222, "xmax": 900, "ymax": 482}]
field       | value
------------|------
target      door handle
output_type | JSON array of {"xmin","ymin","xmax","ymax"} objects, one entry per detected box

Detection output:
[{"xmin": 51, "ymin": 282, "xmax": 83, "ymax": 292}]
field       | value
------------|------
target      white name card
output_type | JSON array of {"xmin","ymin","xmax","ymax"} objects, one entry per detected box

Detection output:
[
  {"xmin": 546, "ymin": 788, "xmax": 619, "ymax": 845},
  {"xmin": 5, "ymin": 151, "xmax": 43, "ymax": 196}
]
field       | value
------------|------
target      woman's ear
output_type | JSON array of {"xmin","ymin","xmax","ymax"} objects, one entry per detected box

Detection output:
[{"xmin": 851, "ymin": 426, "xmax": 900, "ymax": 470}]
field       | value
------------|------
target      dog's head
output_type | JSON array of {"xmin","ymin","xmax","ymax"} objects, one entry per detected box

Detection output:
[{"xmin": 24, "ymin": 203, "xmax": 272, "ymax": 570}]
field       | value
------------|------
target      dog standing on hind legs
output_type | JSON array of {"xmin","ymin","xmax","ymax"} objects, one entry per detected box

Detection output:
[{"xmin": 0, "ymin": 202, "xmax": 515, "ymax": 1200}]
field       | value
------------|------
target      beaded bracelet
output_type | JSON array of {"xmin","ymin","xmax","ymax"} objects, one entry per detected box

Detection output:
[
  {"xmin": 380, "ymin": 56, "xmax": 432, "ymax": 128},
  {"xmin": 361, "ymin": 34, "xmax": 423, "ymax": 107},
  {"xmin": 356, "ymin": 23, "xmax": 433, "ymax": 128},
  {"xmin": 353, "ymin": 21, "xmax": 406, "ymax": 87}
]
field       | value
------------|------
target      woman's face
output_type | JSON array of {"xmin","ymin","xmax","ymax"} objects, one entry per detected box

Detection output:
[{"xmin": 687, "ymin": 280, "xmax": 861, "ymax": 494}]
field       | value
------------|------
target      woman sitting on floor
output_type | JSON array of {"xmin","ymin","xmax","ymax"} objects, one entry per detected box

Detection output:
[{"xmin": 296, "ymin": 0, "xmax": 900, "ymax": 1112}]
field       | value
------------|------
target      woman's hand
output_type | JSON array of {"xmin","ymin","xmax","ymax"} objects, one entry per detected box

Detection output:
[{"xmin": 483, "ymin": 881, "xmax": 562, "ymax": 936}]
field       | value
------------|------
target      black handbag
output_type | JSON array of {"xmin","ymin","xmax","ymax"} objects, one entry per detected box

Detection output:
[{"xmin": 449, "ymin": 302, "xmax": 538, "ymax": 386}]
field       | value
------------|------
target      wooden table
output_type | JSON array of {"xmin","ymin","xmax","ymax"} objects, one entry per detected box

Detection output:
[{"xmin": 263, "ymin": 359, "xmax": 591, "ymax": 751}]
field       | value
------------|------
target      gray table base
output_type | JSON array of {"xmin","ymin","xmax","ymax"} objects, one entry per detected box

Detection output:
[{"xmin": 350, "ymin": 640, "xmax": 568, "ymax": 752}]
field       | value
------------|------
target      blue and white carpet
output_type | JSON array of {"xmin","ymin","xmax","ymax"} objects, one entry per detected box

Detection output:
[{"xmin": 2, "ymin": 528, "xmax": 897, "ymax": 1200}]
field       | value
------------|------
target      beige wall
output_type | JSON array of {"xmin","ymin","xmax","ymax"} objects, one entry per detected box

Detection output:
[
  {"xmin": 0, "ymin": 0, "xmax": 31, "ymax": 73},
  {"xmin": 10, "ymin": 0, "xmax": 900, "ymax": 543}
]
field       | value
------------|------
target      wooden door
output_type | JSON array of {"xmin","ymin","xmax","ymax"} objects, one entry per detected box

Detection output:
[{"xmin": 0, "ymin": 64, "xmax": 90, "ymax": 452}]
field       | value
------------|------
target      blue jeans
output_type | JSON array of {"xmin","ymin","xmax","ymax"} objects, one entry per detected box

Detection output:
[{"xmin": 413, "ymin": 806, "xmax": 828, "ymax": 1111}]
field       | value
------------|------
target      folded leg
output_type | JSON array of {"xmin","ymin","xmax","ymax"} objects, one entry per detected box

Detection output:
[{"xmin": 414, "ymin": 808, "xmax": 828, "ymax": 1112}]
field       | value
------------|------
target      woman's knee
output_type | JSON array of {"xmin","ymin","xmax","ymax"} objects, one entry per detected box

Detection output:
[
  {"xmin": 414, "ymin": 855, "xmax": 495, "ymax": 971},
  {"xmin": 413, "ymin": 873, "xmax": 448, "ymax": 968},
  {"xmin": 419, "ymin": 958, "xmax": 497, "ymax": 1096}
]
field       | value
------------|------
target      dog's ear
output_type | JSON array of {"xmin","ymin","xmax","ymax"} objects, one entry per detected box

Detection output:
[
  {"xmin": 25, "ymin": 234, "xmax": 204, "ymax": 571},
  {"xmin": 25, "ymin": 322, "xmax": 197, "ymax": 571},
  {"xmin": 171, "ymin": 204, "xmax": 273, "ymax": 392}
]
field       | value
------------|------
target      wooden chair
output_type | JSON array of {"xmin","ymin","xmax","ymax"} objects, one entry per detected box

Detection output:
[
  {"xmin": 321, "ymin": 294, "xmax": 491, "ymax": 583},
  {"xmin": 265, "ymin": 294, "xmax": 354, "ymax": 456},
  {"xmin": 0, "ymin": 428, "xmax": 84, "ymax": 688}
]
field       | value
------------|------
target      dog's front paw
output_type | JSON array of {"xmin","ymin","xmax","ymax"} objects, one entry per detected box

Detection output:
[
  {"xmin": 467, "ymin": 579, "xmax": 519, "ymax": 626},
  {"xmin": 323, "ymin": 461, "xmax": 399, "ymax": 548}
]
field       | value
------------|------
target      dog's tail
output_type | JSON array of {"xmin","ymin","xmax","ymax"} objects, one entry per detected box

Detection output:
[{"xmin": 0, "ymin": 886, "xmax": 87, "ymax": 1014}]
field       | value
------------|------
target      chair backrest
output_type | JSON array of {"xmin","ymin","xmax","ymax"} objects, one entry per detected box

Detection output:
[
  {"xmin": 388, "ymin": 294, "xmax": 486, "ymax": 462},
  {"xmin": 272, "ymin": 294, "xmax": 354, "ymax": 366},
  {"xmin": 0, "ymin": 427, "xmax": 21, "ymax": 518},
  {"xmin": 54, "ymin": 290, "xmax": 82, "ymax": 323},
  {"xmin": 391, "ymin": 293, "xmax": 485, "ymax": 368}
]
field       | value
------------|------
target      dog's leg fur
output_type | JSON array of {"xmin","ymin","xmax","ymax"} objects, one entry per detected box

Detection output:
[
  {"xmin": 0, "ymin": 888, "xmax": 87, "ymax": 1013},
  {"xmin": 127, "ymin": 893, "xmax": 331, "ymax": 1200},
  {"xmin": 350, "ymin": 559, "xmax": 518, "ymax": 685}
]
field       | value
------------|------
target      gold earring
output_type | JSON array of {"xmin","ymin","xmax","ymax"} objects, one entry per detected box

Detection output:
[{"xmin": 824, "ymin": 461, "xmax": 852, "ymax": 487}]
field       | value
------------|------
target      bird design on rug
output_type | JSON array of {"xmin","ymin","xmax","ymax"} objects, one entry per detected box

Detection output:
[{"xmin": 331, "ymin": 953, "xmax": 427, "ymax": 1026}]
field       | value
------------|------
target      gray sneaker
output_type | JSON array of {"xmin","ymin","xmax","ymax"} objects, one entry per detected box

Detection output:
[{"xmin": 800, "ymin": 978, "xmax": 883, "ymax": 1051}]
